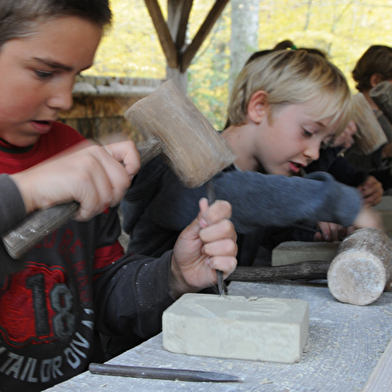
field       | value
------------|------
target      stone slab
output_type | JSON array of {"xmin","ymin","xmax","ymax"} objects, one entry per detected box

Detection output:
[
  {"xmin": 272, "ymin": 241, "xmax": 340, "ymax": 266},
  {"xmin": 372, "ymin": 196, "xmax": 392, "ymax": 211},
  {"xmin": 162, "ymin": 293, "xmax": 308, "ymax": 363},
  {"xmin": 375, "ymin": 210, "xmax": 392, "ymax": 238}
]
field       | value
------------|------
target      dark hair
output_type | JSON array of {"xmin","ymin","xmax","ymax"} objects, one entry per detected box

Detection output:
[
  {"xmin": 0, "ymin": 0, "xmax": 112, "ymax": 47},
  {"xmin": 273, "ymin": 39, "xmax": 294, "ymax": 51},
  {"xmin": 352, "ymin": 45, "xmax": 392, "ymax": 92},
  {"xmin": 299, "ymin": 47, "xmax": 327, "ymax": 58}
]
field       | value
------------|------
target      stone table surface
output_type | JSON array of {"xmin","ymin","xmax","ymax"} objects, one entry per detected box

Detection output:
[{"xmin": 46, "ymin": 281, "xmax": 392, "ymax": 392}]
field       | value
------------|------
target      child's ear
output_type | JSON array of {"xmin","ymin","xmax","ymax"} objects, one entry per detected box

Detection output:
[
  {"xmin": 247, "ymin": 90, "xmax": 269, "ymax": 124},
  {"xmin": 370, "ymin": 73, "xmax": 384, "ymax": 87}
]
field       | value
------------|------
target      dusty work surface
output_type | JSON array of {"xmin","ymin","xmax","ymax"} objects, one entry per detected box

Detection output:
[{"xmin": 46, "ymin": 281, "xmax": 392, "ymax": 392}]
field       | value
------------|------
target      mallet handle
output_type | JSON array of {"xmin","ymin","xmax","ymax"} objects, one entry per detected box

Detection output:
[{"xmin": 2, "ymin": 139, "xmax": 161, "ymax": 259}]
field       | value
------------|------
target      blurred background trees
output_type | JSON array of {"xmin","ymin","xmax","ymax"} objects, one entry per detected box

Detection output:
[{"xmin": 86, "ymin": 0, "xmax": 392, "ymax": 130}]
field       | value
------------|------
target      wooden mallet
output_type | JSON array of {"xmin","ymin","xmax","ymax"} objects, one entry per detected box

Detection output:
[
  {"xmin": 370, "ymin": 80, "xmax": 392, "ymax": 125},
  {"xmin": 351, "ymin": 92, "xmax": 387, "ymax": 155},
  {"xmin": 327, "ymin": 228, "xmax": 392, "ymax": 306},
  {"xmin": 2, "ymin": 79, "xmax": 236, "ymax": 259}
]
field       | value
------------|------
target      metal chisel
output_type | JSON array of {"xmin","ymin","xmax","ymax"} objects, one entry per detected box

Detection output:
[
  {"xmin": 89, "ymin": 363, "xmax": 244, "ymax": 383},
  {"xmin": 205, "ymin": 179, "xmax": 228, "ymax": 297}
]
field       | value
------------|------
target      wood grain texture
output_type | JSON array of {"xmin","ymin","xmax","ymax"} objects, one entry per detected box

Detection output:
[
  {"xmin": 144, "ymin": 0, "xmax": 178, "ymax": 68},
  {"xmin": 181, "ymin": 0, "xmax": 230, "ymax": 70},
  {"xmin": 328, "ymin": 228, "xmax": 392, "ymax": 305},
  {"xmin": 362, "ymin": 337, "xmax": 392, "ymax": 392},
  {"xmin": 125, "ymin": 79, "xmax": 236, "ymax": 188},
  {"xmin": 352, "ymin": 92, "xmax": 387, "ymax": 154},
  {"xmin": 229, "ymin": 262, "xmax": 330, "ymax": 282}
]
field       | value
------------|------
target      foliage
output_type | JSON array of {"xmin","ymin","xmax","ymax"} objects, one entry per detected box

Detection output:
[{"xmin": 86, "ymin": 0, "xmax": 392, "ymax": 129}]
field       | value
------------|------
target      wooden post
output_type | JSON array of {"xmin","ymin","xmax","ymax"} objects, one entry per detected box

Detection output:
[{"xmin": 143, "ymin": 0, "xmax": 230, "ymax": 95}]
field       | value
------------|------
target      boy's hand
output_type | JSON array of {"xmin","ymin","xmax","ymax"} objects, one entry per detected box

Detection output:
[
  {"xmin": 11, "ymin": 140, "xmax": 140, "ymax": 221},
  {"xmin": 358, "ymin": 176, "xmax": 383, "ymax": 206},
  {"xmin": 170, "ymin": 199, "xmax": 237, "ymax": 298},
  {"xmin": 314, "ymin": 221, "xmax": 355, "ymax": 242},
  {"xmin": 315, "ymin": 205, "xmax": 383, "ymax": 242},
  {"xmin": 353, "ymin": 206, "xmax": 383, "ymax": 231}
]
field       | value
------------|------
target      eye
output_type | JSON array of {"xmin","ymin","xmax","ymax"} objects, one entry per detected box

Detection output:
[
  {"xmin": 302, "ymin": 129, "xmax": 313, "ymax": 138},
  {"xmin": 34, "ymin": 70, "xmax": 53, "ymax": 79}
]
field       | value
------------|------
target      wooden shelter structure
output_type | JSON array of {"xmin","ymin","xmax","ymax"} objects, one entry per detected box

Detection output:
[
  {"xmin": 145, "ymin": 0, "xmax": 230, "ymax": 91},
  {"xmin": 59, "ymin": 0, "xmax": 230, "ymax": 140}
]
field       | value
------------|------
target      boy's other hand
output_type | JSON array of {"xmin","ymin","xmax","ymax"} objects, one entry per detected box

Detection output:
[
  {"xmin": 11, "ymin": 140, "xmax": 140, "ymax": 221},
  {"xmin": 358, "ymin": 176, "xmax": 383, "ymax": 206},
  {"xmin": 169, "ymin": 198, "xmax": 237, "ymax": 298},
  {"xmin": 353, "ymin": 206, "xmax": 383, "ymax": 231},
  {"xmin": 314, "ymin": 221, "xmax": 355, "ymax": 242}
]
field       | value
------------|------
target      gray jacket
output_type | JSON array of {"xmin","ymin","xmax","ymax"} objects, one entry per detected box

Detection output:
[{"xmin": 121, "ymin": 157, "xmax": 362, "ymax": 266}]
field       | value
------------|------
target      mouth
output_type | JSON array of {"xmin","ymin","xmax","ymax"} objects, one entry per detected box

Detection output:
[
  {"xmin": 33, "ymin": 120, "xmax": 52, "ymax": 125},
  {"xmin": 30, "ymin": 120, "xmax": 54, "ymax": 134},
  {"xmin": 289, "ymin": 161, "xmax": 305, "ymax": 174}
]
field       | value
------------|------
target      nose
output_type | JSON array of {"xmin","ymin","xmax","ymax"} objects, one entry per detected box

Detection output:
[
  {"xmin": 304, "ymin": 140, "xmax": 320, "ymax": 162},
  {"xmin": 46, "ymin": 80, "xmax": 74, "ymax": 112}
]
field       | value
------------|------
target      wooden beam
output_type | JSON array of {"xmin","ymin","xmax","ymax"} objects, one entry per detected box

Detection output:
[
  {"xmin": 362, "ymin": 337, "xmax": 392, "ymax": 392},
  {"xmin": 181, "ymin": 0, "xmax": 229, "ymax": 71},
  {"xmin": 228, "ymin": 262, "xmax": 331, "ymax": 282},
  {"xmin": 144, "ymin": 0, "xmax": 178, "ymax": 68},
  {"xmin": 167, "ymin": 0, "xmax": 193, "ymax": 50}
]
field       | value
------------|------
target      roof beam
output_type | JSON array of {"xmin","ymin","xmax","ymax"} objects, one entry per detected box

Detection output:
[
  {"xmin": 168, "ymin": 0, "xmax": 193, "ymax": 50},
  {"xmin": 181, "ymin": 0, "xmax": 230, "ymax": 71},
  {"xmin": 144, "ymin": 0, "xmax": 178, "ymax": 68},
  {"xmin": 144, "ymin": 0, "xmax": 230, "ymax": 73}
]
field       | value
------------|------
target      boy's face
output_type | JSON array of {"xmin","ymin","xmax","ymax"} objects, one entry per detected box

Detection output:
[
  {"xmin": 255, "ymin": 101, "xmax": 336, "ymax": 176},
  {"xmin": 0, "ymin": 16, "xmax": 102, "ymax": 147}
]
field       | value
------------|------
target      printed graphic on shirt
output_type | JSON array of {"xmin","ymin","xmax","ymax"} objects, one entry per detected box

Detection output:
[
  {"xmin": 0, "ymin": 260, "xmax": 95, "ymax": 387},
  {"xmin": 0, "ymin": 262, "xmax": 74, "ymax": 346},
  {"xmin": 0, "ymin": 313, "xmax": 94, "ymax": 385}
]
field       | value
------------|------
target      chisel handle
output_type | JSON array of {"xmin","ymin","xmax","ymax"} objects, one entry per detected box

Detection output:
[{"xmin": 3, "ymin": 202, "xmax": 79, "ymax": 259}]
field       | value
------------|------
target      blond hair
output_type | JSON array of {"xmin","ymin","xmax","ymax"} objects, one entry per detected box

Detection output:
[{"xmin": 228, "ymin": 50, "xmax": 352, "ymax": 136}]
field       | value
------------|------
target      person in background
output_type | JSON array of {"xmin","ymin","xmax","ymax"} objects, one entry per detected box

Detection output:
[{"xmin": 344, "ymin": 45, "xmax": 392, "ymax": 172}]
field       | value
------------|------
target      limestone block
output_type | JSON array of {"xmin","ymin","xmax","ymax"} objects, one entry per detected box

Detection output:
[
  {"xmin": 371, "ymin": 210, "xmax": 392, "ymax": 238},
  {"xmin": 372, "ymin": 196, "xmax": 392, "ymax": 211},
  {"xmin": 272, "ymin": 241, "xmax": 340, "ymax": 266},
  {"xmin": 162, "ymin": 293, "xmax": 309, "ymax": 363}
]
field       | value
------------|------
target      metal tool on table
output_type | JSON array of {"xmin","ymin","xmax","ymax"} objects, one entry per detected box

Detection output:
[
  {"xmin": 2, "ymin": 79, "xmax": 236, "ymax": 259},
  {"xmin": 89, "ymin": 363, "xmax": 243, "ymax": 383}
]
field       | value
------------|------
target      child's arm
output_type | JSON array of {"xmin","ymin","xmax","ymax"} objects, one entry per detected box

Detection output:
[
  {"xmin": 315, "ymin": 205, "xmax": 382, "ymax": 242},
  {"xmin": 10, "ymin": 140, "xmax": 140, "ymax": 221},
  {"xmin": 132, "ymin": 166, "xmax": 369, "ymax": 233},
  {"xmin": 169, "ymin": 198, "xmax": 237, "ymax": 298},
  {"xmin": 93, "ymin": 198, "xmax": 237, "ymax": 342}
]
